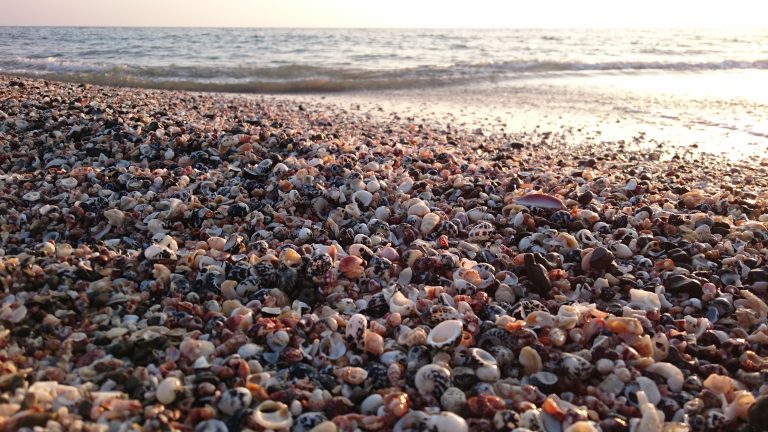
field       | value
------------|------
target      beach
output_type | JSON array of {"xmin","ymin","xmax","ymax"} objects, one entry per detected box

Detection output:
[{"xmin": 1, "ymin": 74, "xmax": 768, "ymax": 431}]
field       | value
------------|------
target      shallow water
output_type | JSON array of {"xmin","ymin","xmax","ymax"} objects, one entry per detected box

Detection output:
[{"xmin": 3, "ymin": 26, "xmax": 768, "ymax": 158}]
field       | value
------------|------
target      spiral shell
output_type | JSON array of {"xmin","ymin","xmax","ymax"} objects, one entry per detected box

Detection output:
[{"xmin": 414, "ymin": 364, "xmax": 452, "ymax": 399}]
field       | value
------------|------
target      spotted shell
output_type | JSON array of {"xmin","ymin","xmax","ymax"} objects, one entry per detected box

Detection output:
[
  {"xmin": 345, "ymin": 313, "xmax": 368, "ymax": 350},
  {"xmin": 467, "ymin": 221, "xmax": 495, "ymax": 243},
  {"xmin": 560, "ymin": 353, "xmax": 594, "ymax": 380}
]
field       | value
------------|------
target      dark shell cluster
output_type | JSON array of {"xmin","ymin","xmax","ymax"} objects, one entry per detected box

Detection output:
[{"xmin": 1, "ymin": 75, "xmax": 768, "ymax": 431}]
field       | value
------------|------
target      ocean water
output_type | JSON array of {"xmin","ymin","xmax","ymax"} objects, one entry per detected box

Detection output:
[{"xmin": 2, "ymin": 27, "xmax": 768, "ymax": 157}]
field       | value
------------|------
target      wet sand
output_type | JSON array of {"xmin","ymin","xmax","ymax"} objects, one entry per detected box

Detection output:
[{"xmin": 1, "ymin": 75, "xmax": 768, "ymax": 431}]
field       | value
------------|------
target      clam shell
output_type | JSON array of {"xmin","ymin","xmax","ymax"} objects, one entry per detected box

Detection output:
[{"xmin": 426, "ymin": 319, "xmax": 463, "ymax": 349}]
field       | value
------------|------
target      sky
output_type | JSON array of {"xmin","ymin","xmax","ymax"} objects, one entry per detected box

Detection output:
[{"xmin": 1, "ymin": 0, "xmax": 767, "ymax": 28}]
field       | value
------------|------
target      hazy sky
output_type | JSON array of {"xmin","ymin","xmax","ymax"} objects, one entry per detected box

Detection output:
[{"xmin": 2, "ymin": 0, "xmax": 767, "ymax": 28}]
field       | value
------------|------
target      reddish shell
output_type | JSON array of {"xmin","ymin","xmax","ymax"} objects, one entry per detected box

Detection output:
[
  {"xmin": 515, "ymin": 193, "xmax": 566, "ymax": 210},
  {"xmin": 467, "ymin": 394, "xmax": 506, "ymax": 416},
  {"xmin": 339, "ymin": 255, "xmax": 364, "ymax": 278}
]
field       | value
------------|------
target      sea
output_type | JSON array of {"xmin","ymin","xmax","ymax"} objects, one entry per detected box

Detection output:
[{"xmin": 2, "ymin": 27, "xmax": 767, "ymax": 159}]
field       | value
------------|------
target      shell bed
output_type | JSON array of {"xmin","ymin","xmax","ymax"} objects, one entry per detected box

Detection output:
[{"xmin": 1, "ymin": 75, "xmax": 768, "ymax": 432}]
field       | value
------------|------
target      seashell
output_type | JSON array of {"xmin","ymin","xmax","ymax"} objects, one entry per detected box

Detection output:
[
  {"xmin": 352, "ymin": 189, "xmax": 373, "ymax": 208},
  {"xmin": 361, "ymin": 394, "xmax": 383, "ymax": 415},
  {"xmin": 519, "ymin": 346, "xmax": 542, "ymax": 375},
  {"xmin": 104, "ymin": 208, "xmax": 126, "ymax": 226},
  {"xmin": 561, "ymin": 353, "xmax": 593, "ymax": 380},
  {"xmin": 408, "ymin": 202, "xmax": 430, "ymax": 217},
  {"xmin": 195, "ymin": 420, "xmax": 229, "ymax": 432},
  {"xmin": 319, "ymin": 333, "xmax": 347, "ymax": 360},
  {"xmin": 645, "ymin": 362, "xmax": 684, "ymax": 392},
  {"xmin": 564, "ymin": 421, "xmax": 599, "ymax": 432},
  {"xmin": 635, "ymin": 390, "xmax": 663, "ymax": 432},
  {"xmin": 629, "ymin": 289, "xmax": 661, "ymax": 311},
  {"xmin": 425, "ymin": 412, "xmax": 468, "ymax": 432},
  {"xmin": 394, "ymin": 411, "xmax": 431, "ymax": 432},
  {"xmin": 724, "ymin": 391, "xmax": 755, "ymax": 421},
  {"xmin": 156, "ymin": 377, "xmax": 182, "ymax": 404},
  {"xmin": 414, "ymin": 364, "xmax": 452, "ymax": 399},
  {"xmin": 468, "ymin": 221, "xmax": 495, "ymax": 243},
  {"xmin": 345, "ymin": 313, "xmax": 367, "ymax": 350},
  {"xmin": 703, "ymin": 374, "xmax": 732, "ymax": 395},
  {"xmin": 339, "ymin": 255, "xmax": 364, "ymax": 278},
  {"xmin": 21, "ymin": 191, "xmax": 40, "ymax": 202},
  {"xmin": 294, "ymin": 412, "xmax": 328, "ymax": 432},
  {"xmin": 427, "ymin": 320, "xmax": 463, "ymax": 350},
  {"xmin": 605, "ymin": 316, "xmax": 644, "ymax": 335},
  {"xmin": 420, "ymin": 213, "xmax": 440, "ymax": 236},
  {"xmin": 528, "ymin": 371, "xmax": 559, "ymax": 391},
  {"xmin": 440, "ymin": 387, "xmax": 467, "ymax": 412},
  {"xmin": 515, "ymin": 192, "xmax": 566, "ymax": 210},
  {"xmin": 610, "ymin": 242, "xmax": 633, "ymax": 259},
  {"xmin": 468, "ymin": 348, "xmax": 500, "ymax": 382},
  {"xmin": 180, "ymin": 338, "xmax": 215, "ymax": 360},
  {"xmin": 363, "ymin": 331, "xmax": 384, "ymax": 355},
  {"xmin": 389, "ymin": 291, "xmax": 415, "ymax": 316},
  {"xmin": 252, "ymin": 400, "xmax": 293, "ymax": 430},
  {"xmin": 267, "ymin": 329, "xmax": 290, "ymax": 352},
  {"xmin": 337, "ymin": 366, "xmax": 368, "ymax": 385},
  {"xmin": 218, "ymin": 387, "xmax": 253, "ymax": 415}
]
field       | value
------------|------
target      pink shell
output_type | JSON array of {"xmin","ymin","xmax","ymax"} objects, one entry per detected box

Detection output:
[{"xmin": 515, "ymin": 193, "xmax": 566, "ymax": 210}]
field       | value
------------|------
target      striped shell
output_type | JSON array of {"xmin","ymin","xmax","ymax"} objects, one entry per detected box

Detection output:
[{"xmin": 415, "ymin": 364, "xmax": 452, "ymax": 399}]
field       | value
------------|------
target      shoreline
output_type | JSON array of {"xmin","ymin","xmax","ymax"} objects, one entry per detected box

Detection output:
[{"xmin": 2, "ymin": 75, "xmax": 768, "ymax": 431}]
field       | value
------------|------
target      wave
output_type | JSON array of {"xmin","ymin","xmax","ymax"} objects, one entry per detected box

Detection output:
[{"xmin": 2, "ymin": 56, "xmax": 768, "ymax": 94}]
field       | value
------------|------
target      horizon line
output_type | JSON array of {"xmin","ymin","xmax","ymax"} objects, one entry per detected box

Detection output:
[{"xmin": 0, "ymin": 24, "xmax": 762, "ymax": 30}]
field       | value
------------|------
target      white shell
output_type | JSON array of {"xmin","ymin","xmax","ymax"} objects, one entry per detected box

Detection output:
[
  {"xmin": 420, "ymin": 213, "xmax": 440, "ymax": 236},
  {"xmin": 156, "ymin": 377, "xmax": 181, "ymax": 404},
  {"xmin": 252, "ymin": 400, "xmax": 293, "ymax": 430},
  {"xmin": 427, "ymin": 320, "xmax": 463, "ymax": 349},
  {"xmin": 408, "ymin": 202, "xmax": 430, "ymax": 217},
  {"xmin": 645, "ymin": 362, "xmax": 684, "ymax": 392},
  {"xmin": 389, "ymin": 291, "xmax": 415, "ymax": 316},
  {"xmin": 319, "ymin": 332, "xmax": 347, "ymax": 360},
  {"xmin": 352, "ymin": 190, "xmax": 373, "ymax": 207},
  {"xmin": 629, "ymin": 289, "xmax": 661, "ymax": 311}
]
